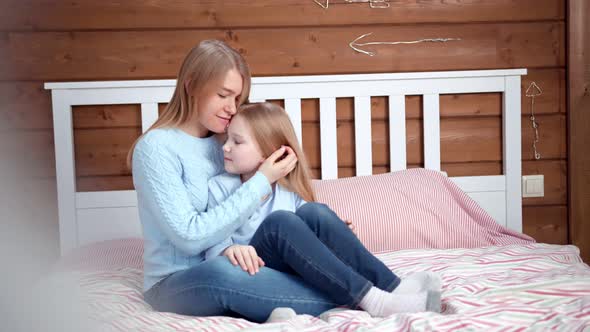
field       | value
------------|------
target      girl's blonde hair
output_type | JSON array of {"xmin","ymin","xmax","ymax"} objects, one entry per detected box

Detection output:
[
  {"xmin": 127, "ymin": 39, "xmax": 251, "ymax": 168},
  {"xmin": 236, "ymin": 102, "xmax": 315, "ymax": 202}
]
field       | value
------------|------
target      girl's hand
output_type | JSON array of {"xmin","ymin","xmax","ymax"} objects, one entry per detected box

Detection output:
[
  {"xmin": 344, "ymin": 219, "xmax": 357, "ymax": 236},
  {"xmin": 223, "ymin": 244, "xmax": 265, "ymax": 275},
  {"xmin": 258, "ymin": 146, "xmax": 298, "ymax": 184}
]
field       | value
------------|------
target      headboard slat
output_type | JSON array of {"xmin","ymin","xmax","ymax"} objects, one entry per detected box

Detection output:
[
  {"xmin": 354, "ymin": 96, "xmax": 373, "ymax": 176},
  {"xmin": 141, "ymin": 103, "xmax": 159, "ymax": 133},
  {"xmin": 51, "ymin": 91, "xmax": 78, "ymax": 255},
  {"xmin": 319, "ymin": 97, "xmax": 338, "ymax": 180},
  {"xmin": 389, "ymin": 95, "xmax": 407, "ymax": 172},
  {"xmin": 423, "ymin": 94, "xmax": 441, "ymax": 171},
  {"xmin": 284, "ymin": 98, "xmax": 303, "ymax": 145},
  {"xmin": 503, "ymin": 76, "xmax": 523, "ymax": 233}
]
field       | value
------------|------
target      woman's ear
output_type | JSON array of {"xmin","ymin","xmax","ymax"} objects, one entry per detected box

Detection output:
[{"xmin": 184, "ymin": 80, "xmax": 192, "ymax": 96}]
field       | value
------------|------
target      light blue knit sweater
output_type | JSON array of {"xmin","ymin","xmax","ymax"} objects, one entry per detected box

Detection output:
[{"xmin": 132, "ymin": 128, "xmax": 271, "ymax": 291}]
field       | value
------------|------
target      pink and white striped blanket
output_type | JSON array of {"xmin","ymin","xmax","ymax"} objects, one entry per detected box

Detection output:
[{"xmin": 42, "ymin": 240, "xmax": 590, "ymax": 331}]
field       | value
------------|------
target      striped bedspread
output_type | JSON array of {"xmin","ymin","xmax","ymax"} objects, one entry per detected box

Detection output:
[{"xmin": 42, "ymin": 242, "xmax": 590, "ymax": 331}]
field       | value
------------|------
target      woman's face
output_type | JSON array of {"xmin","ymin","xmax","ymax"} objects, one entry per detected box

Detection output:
[
  {"xmin": 222, "ymin": 115, "xmax": 264, "ymax": 176},
  {"xmin": 193, "ymin": 68, "xmax": 243, "ymax": 136}
]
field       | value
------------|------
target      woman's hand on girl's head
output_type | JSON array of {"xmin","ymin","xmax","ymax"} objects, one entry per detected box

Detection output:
[
  {"xmin": 223, "ymin": 244, "xmax": 265, "ymax": 275},
  {"xmin": 258, "ymin": 146, "xmax": 298, "ymax": 184}
]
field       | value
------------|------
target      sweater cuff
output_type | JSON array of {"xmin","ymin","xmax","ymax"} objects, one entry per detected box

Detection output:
[{"xmin": 248, "ymin": 171, "xmax": 272, "ymax": 200}]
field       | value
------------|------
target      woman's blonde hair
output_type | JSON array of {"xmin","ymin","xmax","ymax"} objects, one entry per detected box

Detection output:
[
  {"xmin": 236, "ymin": 102, "xmax": 315, "ymax": 202},
  {"xmin": 127, "ymin": 39, "xmax": 251, "ymax": 168}
]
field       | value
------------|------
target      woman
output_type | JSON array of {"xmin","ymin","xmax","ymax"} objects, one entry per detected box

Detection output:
[{"xmin": 130, "ymin": 40, "xmax": 439, "ymax": 323}]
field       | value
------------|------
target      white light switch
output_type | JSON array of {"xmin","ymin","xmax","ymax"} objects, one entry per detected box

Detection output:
[{"xmin": 522, "ymin": 175, "xmax": 544, "ymax": 198}]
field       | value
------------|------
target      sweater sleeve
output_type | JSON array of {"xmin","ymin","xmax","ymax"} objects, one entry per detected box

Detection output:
[
  {"xmin": 205, "ymin": 237, "xmax": 233, "ymax": 260},
  {"xmin": 204, "ymin": 175, "xmax": 236, "ymax": 260},
  {"xmin": 132, "ymin": 138, "xmax": 271, "ymax": 256}
]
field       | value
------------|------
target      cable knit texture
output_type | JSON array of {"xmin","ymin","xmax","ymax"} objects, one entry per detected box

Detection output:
[{"xmin": 132, "ymin": 128, "xmax": 271, "ymax": 291}]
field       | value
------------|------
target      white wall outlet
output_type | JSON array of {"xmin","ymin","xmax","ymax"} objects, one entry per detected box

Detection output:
[{"xmin": 522, "ymin": 175, "xmax": 544, "ymax": 198}]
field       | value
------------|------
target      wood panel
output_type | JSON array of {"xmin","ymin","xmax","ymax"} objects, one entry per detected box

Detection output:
[
  {"xmin": 0, "ymin": 0, "xmax": 564, "ymax": 31},
  {"xmin": 68, "ymin": 114, "xmax": 565, "ymax": 177},
  {"xmin": 0, "ymin": 68, "xmax": 566, "ymax": 132},
  {"xmin": 73, "ymin": 104, "xmax": 141, "ymax": 129},
  {"xmin": 568, "ymin": 0, "xmax": 590, "ymax": 262},
  {"xmin": 69, "ymin": 114, "xmax": 565, "ymax": 177},
  {"xmin": 1, "ymin": 23, "xmax": 564, "ymax": 80},
  {"xmin": 523, "ymin": 205, "xmax": 568, "ymax": 244},
  {"xmin": 521, "ymin": 114, "xmax": 567, "ymax": 161},
  {"xmin": 521, "ymin": 68, "xmax": 567, "ymax": 114},
  {"xmin": 0, "ymin": 68, "xmax": 565, "ymax": 130},
  {"xmin": 0, "ymin": 82, "xmax": 51, "ymax": 130},
  {"xmin": 74, "ymin": 127, "xmax": 141, "ymax": 177},
  {"xmin": 77, "ymin": 176, "xmax": 134, "ymax": 192}
]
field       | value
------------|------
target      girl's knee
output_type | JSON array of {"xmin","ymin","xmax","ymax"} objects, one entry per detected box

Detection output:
[
  {"xmin": 261, "ymin": 210, "xmax": 304, "ymax": 231},
  {"xmin": 297, "ymin": 202, "xmax": 334, "ymax": 223},
  {"xmin": 297, "ymin": 202, "xmax": 330, "ymax": 216}
]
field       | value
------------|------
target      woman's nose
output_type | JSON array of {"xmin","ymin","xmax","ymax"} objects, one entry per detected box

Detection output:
[{"xmin": 226, "ymin": 101, "xmax": 237, "ymax": 115}]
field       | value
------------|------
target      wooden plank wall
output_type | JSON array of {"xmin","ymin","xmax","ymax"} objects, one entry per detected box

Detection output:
[
  {"xmin": 0, "ymin": 1, "xmax": 568, "ymax": 261},
  {"xmin": 568, "ymin": 0, "xmax": 590, "ymax": 262}
]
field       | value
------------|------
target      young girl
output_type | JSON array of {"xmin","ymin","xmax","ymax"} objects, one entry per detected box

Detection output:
[{"xmin": 207, "ymin": 102, "xmax": 442, "ymax": 318}]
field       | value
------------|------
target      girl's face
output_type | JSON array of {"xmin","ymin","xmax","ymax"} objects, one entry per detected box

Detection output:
[
  {"xmin": 222, "ymin": 115, "xmax": 264, "ymax": 176},
  {"xmin": 192, "ymin": 68, "xmax": 243, "ymax": 137}
]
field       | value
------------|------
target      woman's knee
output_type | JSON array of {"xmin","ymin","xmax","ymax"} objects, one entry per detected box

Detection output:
[
  {"xmin": 150, "ymin": 258, "xmax": 245, "ymax": 316},
  {"xmin": 188, "ymin": 256, "xmax": 250, "ymax": 285}
]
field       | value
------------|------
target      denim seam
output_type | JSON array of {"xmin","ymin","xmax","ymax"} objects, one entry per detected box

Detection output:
[
  {"xmin": 269, "ymin": 230, "xmax": 364, "ymax": 305},
  {"xmin": 350, "ymin": 279, "xmax": 374, "ymax": 309},
  {"xmin": 156, "ymin": 284, "xmax": 339, "ymax": 306},
  {"xmin": 385, "ymin": 277, "xmax": 401, "ymax": 292}
]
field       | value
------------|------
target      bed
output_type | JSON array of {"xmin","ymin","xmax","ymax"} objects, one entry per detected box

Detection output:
[{"xmin": 40, "ymin": 69, "xmax": 590, "ymax": 331}]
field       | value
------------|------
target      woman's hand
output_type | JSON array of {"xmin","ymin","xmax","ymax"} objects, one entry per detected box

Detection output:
[
  {"xmin": 223, "ymin": 244, "xmax": 265, "ymax": 275},
  {"xmin": 258, "ymin": 146, "xmax": 298, "ymax": 184}
]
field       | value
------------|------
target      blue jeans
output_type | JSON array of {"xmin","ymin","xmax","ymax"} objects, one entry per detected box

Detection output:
[{"xmin": 144, "ymin": 203, "xmax": 399, "ymax": 322}]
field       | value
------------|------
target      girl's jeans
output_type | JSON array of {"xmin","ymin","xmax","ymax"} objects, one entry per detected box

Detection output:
[{"xmin": 144, "ymin": 203, "xmax": 400, "ymax": 322}]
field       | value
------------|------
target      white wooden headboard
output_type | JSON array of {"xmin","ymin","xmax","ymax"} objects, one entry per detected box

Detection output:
[{"xmin": 45, "ymin": 69, "xmax": 526, "ymax": 255}]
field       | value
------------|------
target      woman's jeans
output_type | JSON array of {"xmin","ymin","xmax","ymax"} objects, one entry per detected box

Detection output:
[{"xmin": 144, "ymin": 203, "xmax": 400, "ymax": 322}]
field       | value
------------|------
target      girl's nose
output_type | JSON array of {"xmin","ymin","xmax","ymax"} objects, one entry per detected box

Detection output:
[{"xmin": 223, "ymin": 144, "xmax": 230, "ymax": 152}]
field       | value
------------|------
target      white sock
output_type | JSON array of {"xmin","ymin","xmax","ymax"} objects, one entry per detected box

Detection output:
[
  {"xmin": 393, "ymin": 272, "xmax": 441, "ymax": 294},
  {"xmin": 392, "ymin": 272, "xmax": 442, "ymax": 313},
  {"xmin": 358, "ymin": 286, "xmax": 427, "ymax": 317},
  {"xmin": 265, "ymin": 307, "xmax": 297, "ymax": 323}
]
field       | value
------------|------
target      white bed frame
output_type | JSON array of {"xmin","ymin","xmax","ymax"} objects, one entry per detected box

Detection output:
[{"xmin": 45, "ymin": 69, "xmax": 526, "ymax": 255}]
